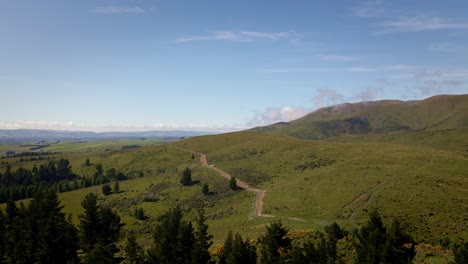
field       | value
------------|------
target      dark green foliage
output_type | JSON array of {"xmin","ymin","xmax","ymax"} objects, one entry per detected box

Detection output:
[
  {"xmin": 134, "ymin": 207, "xmax": 146, "ymax": 220},
  {"xmin": 102, "ymin": 184, "xmax": 112, "ymax": 196},
  {"xmin": 114, "ymin": 180, "xmax": 120, "ymax": 193},
  {"xmin": 325, "ymin": 222, "xmax": 346, "ymax": 240},
  {"xmin": 219, "ymin": 231, "xmax": 257, "ymax": 264},
  {"xmin": 286, "ymin": 223, "xmax": 344, "ymax": 264},
  {"xmin": 180, "ymin": 167, "xmax": 192, "ymax": 186},
  {"xmin": 148, "ymin": 206, "xmax": 213, "ymax": 264},
  {"xmin": 95, "ymin": 164, "xmax": 103, "ymax": 177},
  {"xmin": 287, "ymin": 240, "xmax": 320, "ymax": 264},
  {"xmin": 79, "ymin": 193, "xmax": 100, "ymax": 252},
  {"xmin": 229, "ymin": 176, "xmax": 237, "ymax": 191},
  {"xmin": 106, "ymin": 168, "xmax": 117, "ymax": 179},
  {"xmin": 85, "ymin": 158, "xmax": 91, "ymax": 166},
  {"xmin": 259, "ymin": 220, "xmax": 291, "ymax": 264},
  {"xmin": 202, "ymin": 183, "xmax": 209, "ymax": 195},
  {"xmin": 454, "ymin": 242, "xmax": 468, "ymax": 264},
  {"xmin": 78, "ymin": 193, "xmax": 124, "ymax": 263},
  {"xmin": 26, "ymin": 190, "xmax": 79, "ymax": 263},
  {"xmin": 191, "ymin": 209, "xmax": 213, "ymax": 264},
  {"xmin": 354, "ymin": 209, "xmax": 415, "ymax": 264},
  {"xmin": 0, "ymin": 190, "xmax": 78, "ymax": 263},
  {"xmin": 0, "ymin": 158, "xmax": 128, "ymax": 202},
  {"xmin": 124, "ymin": 231, "xmax": 144, "ymax": 264},
  {"xmin": 0, "ymin": 159, "xmax": 79, "ymax": 202},
  {"xmin": 382, "ymin": 220, "xmax": 416, "ymax": 263}
]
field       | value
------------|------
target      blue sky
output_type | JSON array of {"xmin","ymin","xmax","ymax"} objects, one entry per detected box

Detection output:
[{"xmin": 1, "ymin": 0, "xmax": 467, "ymax": 132}]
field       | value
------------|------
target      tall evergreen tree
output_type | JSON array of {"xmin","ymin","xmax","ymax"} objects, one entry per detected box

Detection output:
[
  {"xmin": 191, "ymin": 209, "xmax": 213, "ymax": 264},
  {"xmin": 229, "ymin": 177, "xmax": 237, "ymax": 191},
  {"xmin": 220, "ymin": 231, "xmax": 257, "ymax": 264},
  {"xmin": 27, "ymin": 190, "xmax": 79, "ymax": 263},
  {"xmin": 454, "ymin": 242, "xmax": 468, "ymax": 264},
  {"xmin": 79, "ymin": 193, "xmax": 124, "ymax": 263},
  {"xmin": 354, "ymin": 209, "xmax": 415, "ymax": 264},
  {"xmin": 259, "ymin": 220, "xmax": 291, "ymax": 264},
  {"xmin": 79, "ymin": 193, "xmax": 100, "ymax": 253},
  {"xmin": 180, "ymin": 167, "xmax": 192, "ymax": 186},
  {"xmin": 124, "ymin": 231, "xmax": 143, "ymax": 264},
  {"xmin": 3, "ymin": 200, "xmax": 28, "ymax": 264},
  {"xmin": 148, "ymin": 206, "xmax": 195, "ymax": 264}
]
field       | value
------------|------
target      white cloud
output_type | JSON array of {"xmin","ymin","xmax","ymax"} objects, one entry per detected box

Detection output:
[
  {"xmin": 92, "ymin": 6, "xmax": 152, "ymax": 14},
  {"xmin": 380, "ymin": 16, "xmax": 468, "ymax": 32},
  {"xmin": 429, "ymin": 43, "xmax": 468, "ymax": 54},
  {"xmin": 313, "ymin": 89, "xmax": 346, "ymax": 108},
  {"xmin": 321, "ymin": 55, "xmax": 358, "ymax": 62},
  {"xmin": 0, "ymin": 121, "xmax": 242, "ymax": 133},
  {"xmin": 248, "ymin": 106, "xmax": 308, "ymax": 126},
  {"xmin": 258, "ymin": 67, "xmax": 377, "ymax": 74},
  {"xmin": 353, "ymin": 1, "xmax": 386, "ymax": 18},
  {"xmin": 353, "ymin": 87, "xmax": 383, "ymax": 102},
  {"xmin": 259, "ymin": 64, "xmax": 422, "ymax": 74},
  {"xmin": 176, "ymin": 30, "xmax": 295, "ymax": 43}
]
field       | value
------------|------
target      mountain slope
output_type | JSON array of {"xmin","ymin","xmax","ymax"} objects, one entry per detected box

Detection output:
[
  {"xmin": 172, "ymin": 131, "xmax": 468, "ymax": 243},
  {"xmin": 253, "ymin": 94, "xmax": 468, "ymax": 140}
]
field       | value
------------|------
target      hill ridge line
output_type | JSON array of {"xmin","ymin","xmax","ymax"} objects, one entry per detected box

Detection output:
[{"xmin": 173, "ymin": 147, "xmax": 305, "ymax": 222}]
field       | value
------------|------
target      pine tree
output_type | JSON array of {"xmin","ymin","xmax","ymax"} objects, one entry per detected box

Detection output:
[
  {"xmin": 454, "ymin": 242, "xmax": 468, "ymax": 264},
  {"xmin": 229, "ymin": 177, "xmax": 237, "ymax": 191},
  {"xmin": 79, "ymin": 193, "xmax": 124, "ymax": 263},
  {"xmin": 79, "ymin": 193, "xmax": 100, "ymax": 253},
  {"xmin": 220, "ymin": 231, "xmax": 257, "ymax": 264},
  {"xmin": 124, "ymin": 231, "xmax": 143, "ymax": 264},
  {"xmin": 148, "ymin": 206, "xmax": 195, "ymax": 264},
  {"xmin": 114, "ymin": 180, "xmax": 120, "ymax": 193},
  {"xmin": 102, "ymin": 184, "xmax": 111, "ymax": 196},
  {"xmin": 259, "ymin": 220, "xmax": 291, "ymax": 264},
  {"xmin": 191, "ymin": 209, "xmax": 213, "ymax": 264},
  {"xmin": 383, "ymin": 220, "xmax": 416, "ymax": 263},
  {"xmin": 25, "ymin": 190, "xmax": 79, "ymax": 263},
  {"xmin": 354, "ymin": 209, "xmax": 415, "ymax": 264},
  {"xmin": 3, "ymin": 200, "xmax": 28, "ymax": 263},
  {"xmin": 180, "ymin": 167, "xmax": 192, "ymax": 186},
  {"xmin": 202, "ymin": 183, "xmax": 209, "ymax": 195}
]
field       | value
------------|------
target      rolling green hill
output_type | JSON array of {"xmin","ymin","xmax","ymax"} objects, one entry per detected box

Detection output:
[
  {"xmin": 253, "ymin": 94, "xmax": 468, "ymax": 142},
  {"xmin": 172, "ymin": 131, "xmax": 468, "ymax": 244},
  {"xmin": 0, "ymin": 95, "xmax": 466, "ymax": 262}
]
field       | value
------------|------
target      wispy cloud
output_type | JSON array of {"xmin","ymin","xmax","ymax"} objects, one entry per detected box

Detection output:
[
  {"xmin": 313, "ymin": 89, "xmax": 346, "ymax": 108},
  {"xmin": 353, "ymin": 0, "xmax": 387, "ymax": 18},
  {"xmin": 429, "ymin": 43, "xmax": 468, "ymax": 54},
  {"xmin": 258, "ymin": 67, "xmax": 377, "ymax": 74},
  {"xmin": 259, "ymin": 64, "xmax": 420, "ymax": 74},
  {"xmin": 321, "ymin": 55, "xmax": 358, "ymax": 62},
  {"xmin": 248, "ymin": 106, "xmax": 308, "ymax": 126},
  {"xmin": 176, "ymin": 30, "xmax": 296, "ymax": 43},
  {"xmin": 0, "ymin": 121, "xmax": 241, "ymax": 133},
  {"xmin": 380, "ymin": 16, "xmax": 468, "ymax": 32},
  {"xmin": 92, "ymin": 6, "xmax": 153, "ymax": 14}
]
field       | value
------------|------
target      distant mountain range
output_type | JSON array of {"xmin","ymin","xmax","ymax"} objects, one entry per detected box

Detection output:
[
  {"xmin": 253, "ymin": 94, "xmax": 468, "ymax": 140},
  {"xmin": 0, "ymin": 129, "xmax": 216, "ymax": 143}
]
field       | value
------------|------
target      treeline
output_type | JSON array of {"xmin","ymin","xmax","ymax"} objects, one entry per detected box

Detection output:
[
  {"xmin": 1, "ymin": 191, "xmax": 467, "ymax": 263},
  {"xmin": 0, "ymin": 159, "xmax": 134, "ymax": 203},
  {"xmin": 0, "ymin": 190, "xmax": 123, "ymax": 263}
]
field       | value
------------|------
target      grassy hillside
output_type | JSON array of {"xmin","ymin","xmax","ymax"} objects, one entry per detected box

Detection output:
[
  {"xmin": 172, "ymin": 131, "xmax": 468, "ymax": 243},
  {"xmin": 253, "ymin": 94, "xmax": 468, "ymax": 142},
  {"xmin": 1, "ymin": 130, "xmax": 466, "ymax": 251}
]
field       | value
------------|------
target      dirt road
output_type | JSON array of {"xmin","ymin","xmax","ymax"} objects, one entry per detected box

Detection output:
[{"xmin": 175, "ymin": 147, "xmax": 273, "ymax": 217}]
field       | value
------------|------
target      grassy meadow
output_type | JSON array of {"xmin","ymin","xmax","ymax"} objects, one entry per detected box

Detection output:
[{"xmin": 0, "ymin": 130, "xmax": 466, "ymax": 262}]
